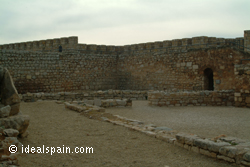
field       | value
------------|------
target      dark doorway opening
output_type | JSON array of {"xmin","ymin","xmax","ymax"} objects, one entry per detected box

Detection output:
[
  {"xmin": 59, "ymin": 45, "xmax": 62, "ymax": 52},
  {"xmin": 204, "ymin": 68, "xmax": 214, "ymax": 90}
]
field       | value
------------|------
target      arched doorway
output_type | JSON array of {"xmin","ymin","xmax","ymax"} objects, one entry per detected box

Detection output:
[{"xmin": 204, "ymin": 68, "xmax": 214, "ymax": 90}]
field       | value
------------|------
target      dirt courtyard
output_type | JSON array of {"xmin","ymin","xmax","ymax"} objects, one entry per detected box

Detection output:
[
  {"xmin": 106, "ymin": 101, "xmax": 250, "ymax": 140},
  {"xmin": 18, "ymin": 101, "xmax": 239, "ymax": 167}
]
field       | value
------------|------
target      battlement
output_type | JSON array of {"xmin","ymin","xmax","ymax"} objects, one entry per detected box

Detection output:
[
  {"xmin": 76, "ymin": 36, "xmax": 244, "ymax": 53},
  {"xmin": 0, "ymin": 30, "xmax": 249, "ymax": 53},
  {"xmin": 0, "ymin": 36, "xmax": 78, "ymax": 52},
  {"xmin": 120, "ymin": 36, "xmax": 244, "ymax": 53}
]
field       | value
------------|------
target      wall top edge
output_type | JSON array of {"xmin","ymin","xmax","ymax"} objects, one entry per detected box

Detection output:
[{"xmin": 0, "ymin": 33, "xmax": 247, "ymax": 48}]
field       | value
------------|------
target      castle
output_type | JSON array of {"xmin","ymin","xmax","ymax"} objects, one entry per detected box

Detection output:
[{"xmin": 0, "ymin": 30, "xmax": 250, "ymax": 107}]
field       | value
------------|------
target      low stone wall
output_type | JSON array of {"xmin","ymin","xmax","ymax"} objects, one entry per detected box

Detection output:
[
  {"xmin": 19, "ymin": 90, "xmax": 147, "ymax": 102},
  {"xmin": 64, "ymin": 99, "xmax": 132, "ymax": 113},
  {"xmin": 67, "ymin": 99, "xmax": 132, "ymax": 108},
  {"xmin": 234, "ymin": 92, "xmax": 250, "ymax": 107},
  {"xmin": 19, "ymin": 89, "xmax": 250, "ymax": 108},
  {"xmin": 104, "ymin": 116, "xmax": 250, "ymax": 166},
  {"xmin": 148, "ymin": 90, "xmax": 235, "ymax": 107},
  {"xmin": 63, "ymin": 101, "xmax": 250, "ymax": 167},
  {"xmin": 175, "ymin": 133, "xmax": 250, "ymax": 166}
]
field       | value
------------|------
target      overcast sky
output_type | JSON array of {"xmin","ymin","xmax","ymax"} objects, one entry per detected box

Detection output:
[{"xmin": 0, "ymin": 0, "xmax": 250, "ymax": 45}]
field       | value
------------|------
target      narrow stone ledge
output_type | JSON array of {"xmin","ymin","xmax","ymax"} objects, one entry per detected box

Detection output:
[
  {"xmin": 207, "ymin": 141, "xmax": 231, "ymax": 153},
  {"xmin": 141, "ymin": 131, "xmax": 156, "ymax": 137},
  {"xmin": 156, "ymin": 134, "xmax": 173, "ymax": 143},
  {"xmin": 217, "ymin": 155, "xmax": 235, "ymax": 163},
  {"xmin": 200, "ymin": 149, "xmax": 217, "ymax": 158},
  {"xmin": 241, "ymin": 160, "xmax": 250, "ymax": 166},
  {"xmin": 219, "ymin": 146, "xmax": 237, "ymax": 159},
  {"xmin": 193, "ymin": 138, "xmax": 210, "ymax": 150}
]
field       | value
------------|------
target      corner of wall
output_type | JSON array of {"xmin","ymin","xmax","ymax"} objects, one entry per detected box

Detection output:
[{"xmin": 244, "ymin": 30, "xmax": 250, "ymax": 53}]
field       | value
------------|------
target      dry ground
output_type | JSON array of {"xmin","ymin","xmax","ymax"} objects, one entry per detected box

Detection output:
[
  {"xmin": 18, "ymin": 101, "xmax": 238, "ymax": 167},
  {"xmin": 106, "ymin": 101, "xmax": 250, "ymax": 140}
]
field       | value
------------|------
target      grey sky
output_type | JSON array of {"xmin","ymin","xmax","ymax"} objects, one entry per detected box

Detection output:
[{"xmin": 0, "ymin": 0, "xmax": 250, "ymax": 45}]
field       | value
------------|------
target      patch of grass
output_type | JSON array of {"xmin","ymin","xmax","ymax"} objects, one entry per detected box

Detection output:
[{"xmin": 229, "ymin": 142, "xmax": 237, "ymax": 145}]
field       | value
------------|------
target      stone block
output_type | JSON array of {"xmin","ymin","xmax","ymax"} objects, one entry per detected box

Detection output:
[
  {"xmin": 200, "ymin": 149, "xmax": 214, "ymax": 157},
  {"xmin": 26, "ymin": 75, "xmax": 31, "ymax": 79},
  {"xmin": 215, "ymin": 80, "xmax": 221, "ymax": 84},
  {"xmin": 85, "ymin": 100, "xmax": 94, "ymax": 105},
  {"xmin": 3, "ymin": 129, "xmax": 19, "ymax": 137},
  {"xmin": 154, "ymin": 127, "xmax": 173, "ymax": 132},
  {"xmin": 181, "ymin": 62, "xmax": 186, "ymax": 67},
  {"xmin": 176, "ymin": 132, "xmax": 189, "ymax": 144},
  {"xmin": 0, "ymin": 105, "xmax": 11, "ymax": 118},
  {"xmin": 217, "ymin": 155, "xmax": 235, "ymax": 163},
  {"xmin": 184, "ymin": 135, "xmax": 199, "ymax": 146},
  {"xmin": 219, "ymin": 146, "xmax": 238, "ymax": 158},
  {"xmin": 184, "ymin": 144, "xmax": 191, "ymax": 150},
  {"xmin": 94, "ymin": 99, "xmax": 101, "ymax": 106},
  {"xmin": 0, "ymin": 114, "xmax": 29, "ymax": 135},
  {"xmin": 207, "ymin": 141, "xmax": 231, "ymax": 153},
  {"xmin": 244, "ymin": 151, "xmax": 250, "ymax": 162},
  {"xmin": 168, "ymin": 138, "xmax": 176, "ymax": 144},
  {"xmin": 116, "ymin": 99, "xmax": 127, "ymax": 106},
  {"xmin": 193, "ymin": 65, "xmax": 198, "ymax": 69},
  {"xmin": 241, "ymin": 160, "xmax": 250, "ymax": 166},
  {"xmin": 186, "ymin": 62, "xmax": 192, "ymax": 67},
  {"xmin": 246, "ymin": 97, "xmax": 250, "ymax": 104},
  {"xmin": 220, "ymin": 136, "xmax": 248, "ymax": 144},
  {"xmin": 235, "ymin": 93, "xmax": 241, "ymax": 97},
  {"xmin": 193, "ymin": 138, "xmax": 210, "ymax": 150}
]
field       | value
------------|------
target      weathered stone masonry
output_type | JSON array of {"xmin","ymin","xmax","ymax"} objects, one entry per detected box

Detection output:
[
  {"xmin": 0, "ymin": 30, "xmax": 250, "ymax": 106},
  {"xmin": 0, "ymin": 51, "xmax": 118, "ymax": 93}
]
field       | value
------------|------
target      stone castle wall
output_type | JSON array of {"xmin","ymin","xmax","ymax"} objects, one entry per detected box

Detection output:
[
  {"xmin": 234, "ymin": 63, "xmax": 250, "ymax": 107},
  {"xmin": 0, "ymin": 37, "xmax": 78, "ymax": 52},
  {"xmin": 0, "ymin": 50, "xmax": 118, "ymax": 93},
  {"xmin": 0, "ymin": 30, "xmax": 250, "ymax": 95},
  {"xmin": 118, "ymin": 47, "xmax": 248, "ymax": 91}
]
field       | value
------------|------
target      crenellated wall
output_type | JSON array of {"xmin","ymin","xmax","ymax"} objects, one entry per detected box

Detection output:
[
  {"xmin": 0, "ymin": 33, "xmax": 246, "ymax": 53},
  {"xmin": 244, "ymin": 30, "xmax": 250, "ymax": 53},
  {"xmin": 0, "ymin": 30, "xmax": 249, "ymax": 96},
  {"xmin": 0, "ymin": 36, "xmax": 79, "ymax": 52}
]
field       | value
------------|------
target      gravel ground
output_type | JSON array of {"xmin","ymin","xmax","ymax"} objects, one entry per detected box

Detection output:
[
  {"xmin": 106, "ymin": 101, "xmax": 250, "ymax": 140},
  {"xmin": 18, "ymin": 101, "xmax": 237, "ymax": 167}
]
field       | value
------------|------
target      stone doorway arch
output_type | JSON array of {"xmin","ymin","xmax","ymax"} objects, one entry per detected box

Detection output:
[{"xmin": 204, "ymin": 68, "xmax": 214, "ymax": 90}]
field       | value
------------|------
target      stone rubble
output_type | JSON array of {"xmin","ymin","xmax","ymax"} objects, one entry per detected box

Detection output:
[
  {"xmin": 0, "ymin": 67, "xmax": 30, "ymax": 166},
  {"xmin": 64, "ymin": 98, "xmax": 132, "ymax": 113}
]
